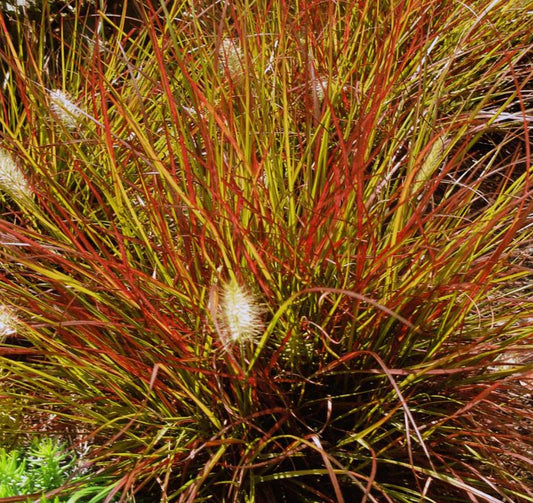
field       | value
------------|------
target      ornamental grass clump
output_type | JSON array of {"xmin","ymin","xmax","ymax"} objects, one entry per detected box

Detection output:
[{"xmin": 1, "ymin": 0, "xmax": 533, "ymax": 501}]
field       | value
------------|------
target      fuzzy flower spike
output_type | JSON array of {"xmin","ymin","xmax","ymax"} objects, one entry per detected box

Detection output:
[
  {"xmin": 49, "ymin": 89, "xmax": 82, "ymax": 129},
  {"xmin": 0, "ymin": 305, "xmax": 18, "ymax": 343},
  {"xmin": 0, "ymin": 148, "xmax": 32, "ymax": 201},
  {"xmin": 218, "ymin": 38, "xmax": 245, "ymax": 84},
  {"xmin": 219, "ymin": 278, "xmax": 264, "ymax": 345}
]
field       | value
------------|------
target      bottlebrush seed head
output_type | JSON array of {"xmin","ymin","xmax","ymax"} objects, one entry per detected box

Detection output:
[
  {"xmin": 0, "ymin": 148, "xmax": 31, "ymax": 201},
  {"xmin": 218, "ymin": 38, "xmax": 245, "ymax": 83},
  {"xmin": 219, "ymin": 279, "xmax": 263, "ymax": 344},
  {"xmin": 3, "ymin": 0, "xmax": 36, "ymax": 14},
  {"xmin": 49, "ymin": 89, "xmax": 82, "ymax": 129},
  {"xmin": 0, "ymin": 305, "xmax": 18, "ymax": 342}
]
